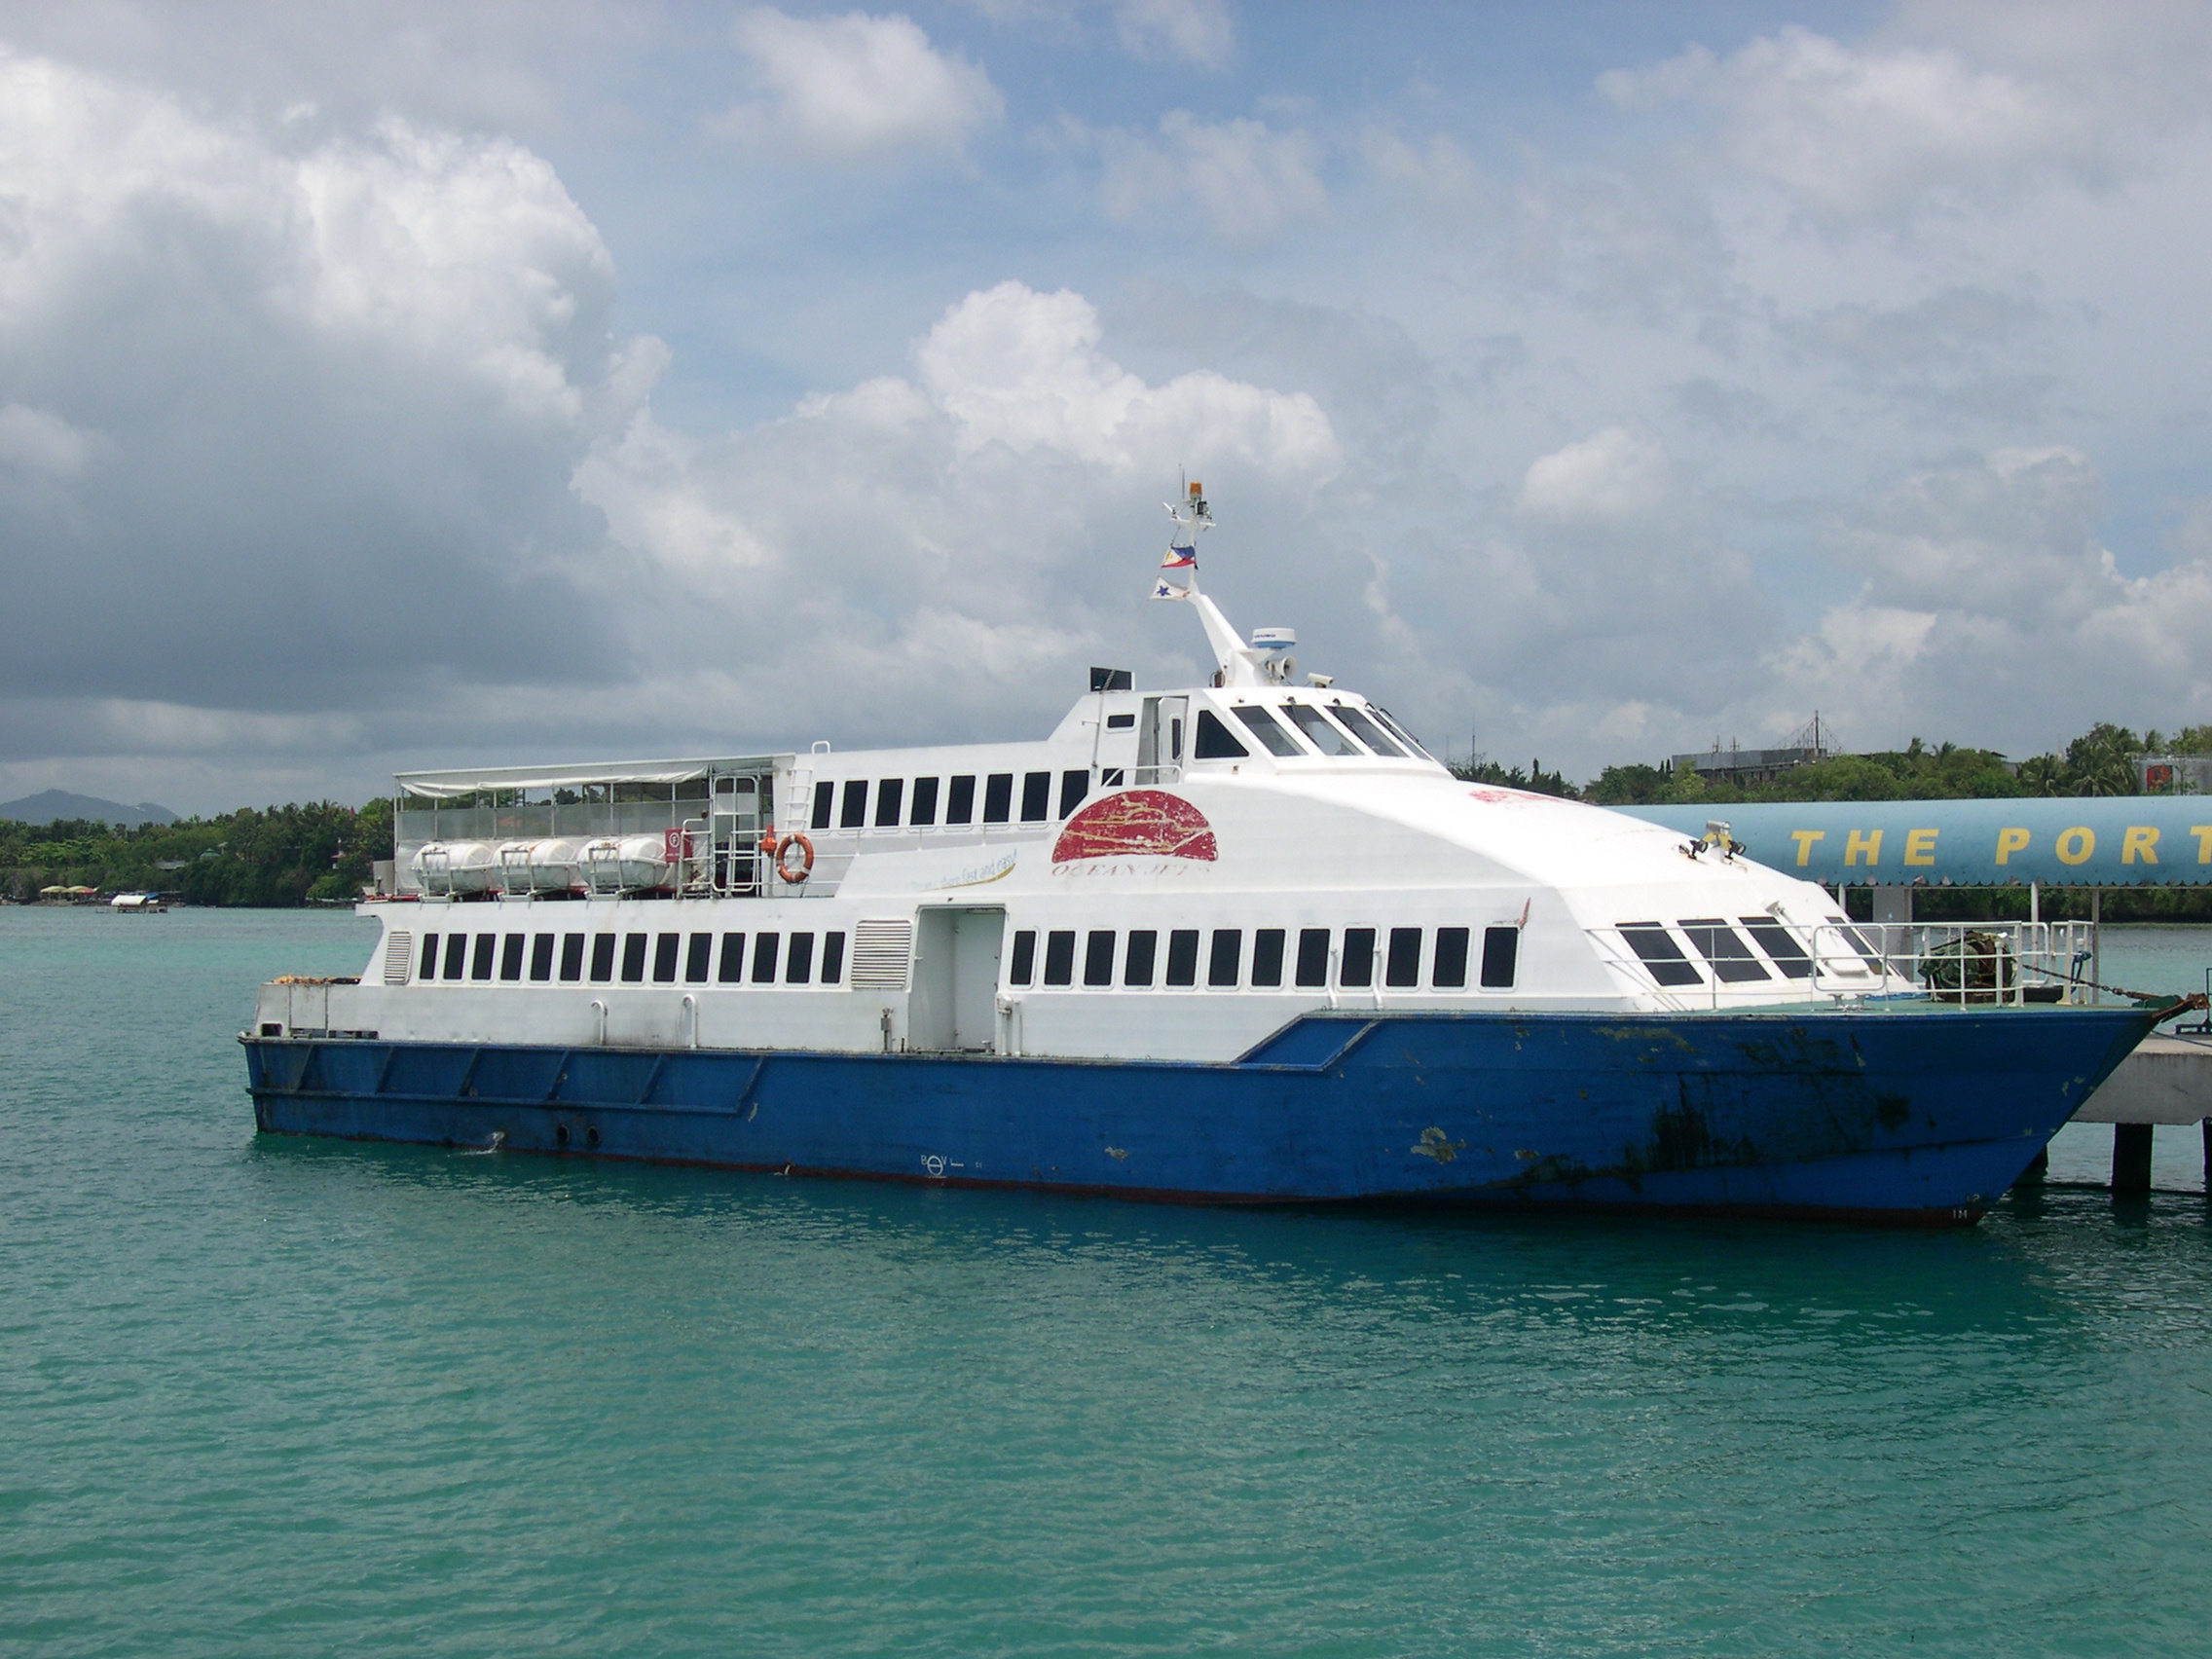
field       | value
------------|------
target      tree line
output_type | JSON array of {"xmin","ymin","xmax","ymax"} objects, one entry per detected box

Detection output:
[
  {"xmin": 0, "ymin": 799, "xmax": 392, "ymax": 906},
  {"xmin": 1455, "ymin": 721, "xmax": 2210, "ymax": 806}
]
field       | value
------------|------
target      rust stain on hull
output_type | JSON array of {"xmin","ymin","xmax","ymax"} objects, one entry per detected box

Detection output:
[{"xmin": 1410, "ymin": 1125, "xmax": 1466, "ymax": 1162}]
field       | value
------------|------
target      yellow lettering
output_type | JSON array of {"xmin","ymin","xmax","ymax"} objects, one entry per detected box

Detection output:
[
  {"xmin": 1903, "ymin": 828, "xmax": 1937, "ymax": 866},
  {"xmin": 2193, "ymin": 826, "xmax": 2212, "ymax": 865},
  {"xmin": 2121, "ymin": 825, "xmax": 2159, "ymax": 865},
  {"xmin": 1789, "ymin": 829, "xmax": 1825, "ymax": 866},
  {"xmin": 1993, "ymin": 827, "xmax": 2030, "ymax": 865},
  {"xmin": 1844, "ymin": 828, "xmax": 1882, "ymax": 866},
  {"xmin": 2054, "ymin": 826, "xmax": 2094, "ymax": 866}
]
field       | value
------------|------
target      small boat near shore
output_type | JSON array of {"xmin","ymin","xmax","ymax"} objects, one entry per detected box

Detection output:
[{"xmin": 242, "ymin": 487, "xmax": 2164, "ymax": 1223}]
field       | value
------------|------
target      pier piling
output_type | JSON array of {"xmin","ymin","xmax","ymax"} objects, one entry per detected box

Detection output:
[{"xmin": 2113, "ymin": 1124, "xmax": 2155, "ymax": 1198}]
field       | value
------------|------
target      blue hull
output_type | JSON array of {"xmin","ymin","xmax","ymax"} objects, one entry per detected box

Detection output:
[{"xmin": 242, "ymin": 1005, "xmax": 2157, "ymax": 1225}]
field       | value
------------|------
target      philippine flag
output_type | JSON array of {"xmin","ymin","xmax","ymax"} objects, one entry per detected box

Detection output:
[{"xmin": 1160, "ymin": 543, "xmax": 1197, "ymax": 571}]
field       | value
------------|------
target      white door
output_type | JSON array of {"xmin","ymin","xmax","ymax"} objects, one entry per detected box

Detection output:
[
  {"xmin": 1137, "ymin": 696, "xmax": 1188, "ymax": 784},
  {"xmin": 950, "ymin": 910, "xmax": 1003, "ymax": 1051}
]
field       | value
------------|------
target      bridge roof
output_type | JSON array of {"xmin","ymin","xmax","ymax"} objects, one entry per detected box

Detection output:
[{"xmin": 1618, "ymin": 798, "xmax": 2212, "ymax": 887}]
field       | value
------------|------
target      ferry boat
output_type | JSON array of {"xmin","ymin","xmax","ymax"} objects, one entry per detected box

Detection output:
[{"xmin": 242, "ymin": 487, "xmax": 2159, "ymax": 1223}]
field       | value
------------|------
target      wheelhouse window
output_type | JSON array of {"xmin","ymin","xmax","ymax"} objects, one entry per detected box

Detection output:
[
  {"xmin": 910, "ymin": 777, "xmax": 940, "ymax": 827},
  {"xmin": 1164, "ymin": 929, "xmax": 1200, "ymax": 986},
  {"xmin": 947, "ymin": 775, "xmax": 977, "ymax": 825},
  {"xmin": 1739, "ymin": 917, "xmax": 1812, "ymax": 978},
  {"xmin": 1194, "ymin": 710, "xmax": 1250, "ymax": 759},
  {"xmin": 1208, "ymin": 930, "xmax": 1242, "ymax": 987},
  {"xmin": 874, "ymin": 780, "xmax": 904, "ymax": 828},
  {"xmin": 529, "ymin": 934, "xmax": 554, "ymax": 981},
  {"xmin": 1295, "ymin": 928, "xmax": 1330, "ymax": 987},
  {"xmin": 1021, "ymin": 771, "xmax": 1051, "ymax": 822},
  {"xmin": 840, "ymin": 780, "xmax": 868, "ymax": 829},
  {"xmin": 1830, "ymin": 922, "xmax": 1883, "ymax": 972},
  {"xmin": 1369, "ymin": 707, "xmax": 1431, "ymax": 760},
  {"xmin": 982, "ymin": 773, "xmax": 1014, "ymax": 823},
  {"xmin": 1124, "ymin": 930, "xmax": 1157, "ymax": 987},
  {"xmin": 1059, "ymin": 769, "xmax": 1088, "ymax": 818},
  {"xmin": 1252, "ymin": 929, "xmax": 1285, "ymax": 987},
  {"xmin": 1480, "ymin": 927, "xmax": 1518, "ymax": 988},
  {"xmin": 1680, "ymin": 919, "xmax": 1770, "ymax": 983},
  {"xmin": 1043, "ymin": 930, "xmax": 1077, "ymax": 985},
  {"xmin": 1231, "ymin": 705, "xmax": 1304, "ymax": 756},
  {"xmin": 1084, "ymin": 930, "xmax": 1115, "ymax": 986},
  {"xmin": 1009, "ymin": 930, "xmax": 1036, "ymax": 986},
  {"xmin": 1329, "ymin": 703, "xmax": 1406, "ymax": 757},
  {"xmin": 1341, "ymin": 928, "xmax": 1376, "ymax": 987},
  {"xmin": 718, "ymin": 933, "xmax": 746, "ymax": 983},
  {"xmin": 1619, "ymin": 924, "xmax": 1702, "ymax": 987},
  {"xmin": 1385, "ymin": 928, "xmax": 1420, "ymax": 987},
  {"xmin": 812, "ymin": 781, "xmax": 834, "ymax": 830},
  {"xmin": 1280, "ymin": 702, "xmax": 1361, "ymax": 756}
]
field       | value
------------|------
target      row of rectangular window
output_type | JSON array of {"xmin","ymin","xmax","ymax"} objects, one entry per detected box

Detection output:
[
  {"xmin": 1007, "ymin": 925, "xmax": 1518, "ymax": 991},
  {"xmin": 414, "ymin": 930, "xmax": 846, "ymax": 987},
  {"xmin": 805, "ymin": 702, "xmax": 1428, "ymax": 835},
  {"xmin": 1198, "ymin": 699, "xmax": 1419, "ymax": 762},
  {"xmin": 1615, "ymin": 916, "xmax": 1863, "ymax": 987},
  {"xmin": 814, "ymin": 769, "xmax": 1097, "ymax": 833}
]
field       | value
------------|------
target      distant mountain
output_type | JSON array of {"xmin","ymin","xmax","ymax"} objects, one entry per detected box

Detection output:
[{"xmin": 0, "ymin": 790, "xmax": 180, "ymax": 828}]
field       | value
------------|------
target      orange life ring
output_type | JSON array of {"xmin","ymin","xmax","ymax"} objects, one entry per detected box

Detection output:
[{"xmin": 775, "ymin": 832, "xmax": 815, "ymax": 884}]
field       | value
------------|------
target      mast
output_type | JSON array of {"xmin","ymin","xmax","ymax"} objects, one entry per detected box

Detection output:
[{"xmin": 1154, "ymin": 480, "xmax": 1275, "ymax": 688}]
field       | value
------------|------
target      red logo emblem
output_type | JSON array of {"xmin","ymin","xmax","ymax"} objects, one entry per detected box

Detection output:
[{"xmin": 1051, "ymin": 790, "xmax": 1217, "ymax": 863}]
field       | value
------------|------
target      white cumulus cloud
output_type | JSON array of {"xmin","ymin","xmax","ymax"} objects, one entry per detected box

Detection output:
[
  {"xmin": 911, "ymin": 280, "xmax": 1338, "ymax": 474},
  {"xmin": 571, "ymin": 279, "xmax": 1342, "ymax": 745},
  {"xmin": 1519, "ymin": 427, "xmax": 1673, "ymax": 524},
  {"xmin": 716, "ymin": 8, "xmax": 1004, "ymax": 163}
]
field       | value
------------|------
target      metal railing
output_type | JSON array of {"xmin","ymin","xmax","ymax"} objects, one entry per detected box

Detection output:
[
  {"xmin": 1861, "ymin": 920, "xmax": 2100, "ymax": 1007},
  {"xmin": 1588, "ymin": 919, "xmax": 2106, "ymax": 1011}
]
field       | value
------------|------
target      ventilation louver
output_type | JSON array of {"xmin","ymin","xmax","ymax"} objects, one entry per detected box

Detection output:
[{"xmin": 849, "ymin": 919, "xmax": 913, "ymax": 990}]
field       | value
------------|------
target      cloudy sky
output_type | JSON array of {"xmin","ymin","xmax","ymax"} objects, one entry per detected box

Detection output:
[{"xmin": 2, "ymin": 0, "xmax": 2210, "ymax": 812}]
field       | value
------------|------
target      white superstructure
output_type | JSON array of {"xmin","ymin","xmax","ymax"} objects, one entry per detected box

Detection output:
[{"xmin": 274, "ymin": 492, "xmax": 1893, "ymax": 1063}]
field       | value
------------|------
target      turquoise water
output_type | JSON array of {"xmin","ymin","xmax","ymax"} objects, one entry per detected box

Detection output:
[{"xmin": 6, "ymin": 908, "xmax": 2212, "ymax": 1657}]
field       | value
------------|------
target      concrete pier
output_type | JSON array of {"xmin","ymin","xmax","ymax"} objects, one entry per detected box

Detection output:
[{"xmin": 2067, "ymin": 1032, "xmax": 2212, "ymax": 1194}]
